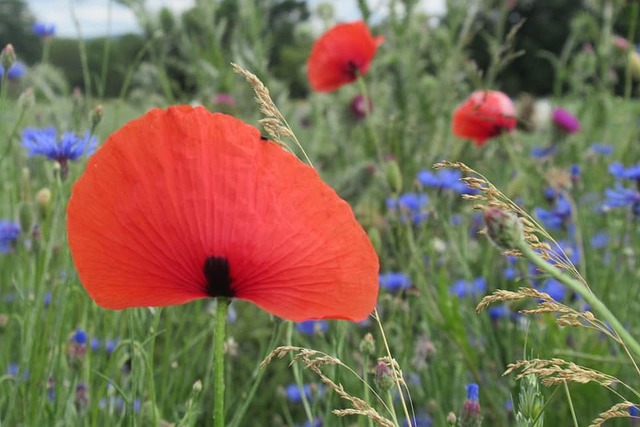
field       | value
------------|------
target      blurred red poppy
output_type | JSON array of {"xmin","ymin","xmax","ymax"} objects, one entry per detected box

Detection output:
[
  {"xmin": 451, "ymin": 90, "xmax": 517, "ymax": 146},
  {"xmin": 307, "ymin": 21, "xmax": 383, "ymax": 92},
  {"xmin": 67, "ymin": 106, "xmax": 379, "ymax": 322}
]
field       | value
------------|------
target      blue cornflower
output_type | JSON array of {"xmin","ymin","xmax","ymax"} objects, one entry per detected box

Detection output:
[
  {"xmin": 22, "ymin": 127, "xmax": 97, "ymax": 162},
  {"xmin": 379, "ymin": 272, "xmax": 412, "ymax": 292},
  {"xmin": 449, "ymin": 277, "xmax": 486, "ymax": 298},
  {"xmin": 285, "ymin": 384, "xmax": 313, "ymax": 403},
  {"xmin": 416, "ymin": 168, "xmax": 477, "ymax": 194},
  {"xmin": 105, "ymin": 338, "xmax": 119, "ymax": 354},
  {"xmin": 539, "ymin": 278, "xmax": 566, "ymax": 301},
  {"xmin": 296, "ymin": 418, "xmax": 323, "ymax": 427},
  {"xmin": 590, "ymin": 231, "xmax": 609, "ymax": 249},
  {"xmin": 570, "ymin": 164, "xmax": 581, "ymax": 181},
  {"xmin": 460, "ymin": 383, "xmax": 481, "ymax": 423},
  {"xmin": 387, "ymin": 192, "xmax": 429, "ymax": 224},
  {"xmin": 33, "ymin": 22, "xmax": 56, "ymax": 38},
  {"xmin": 295, "ymin": 320, "xmax": 328, "ymax": 335},
  {"xmin": 6, "ymin": 62, "xmax": 26, "ymax": 80},
  {"xmin": 0, "ymin": 220, "xmax": 20, "ymax": 253},
  {"xmin": 602, "ymin": 183, "xmax": 640, "ymax": 212},
  {"xmin": 534, "ymin": 194, "xmax": 572, "ymax": 230},
  {"xmin": 488, "ymin": 304, "xmax": 510, "ymax": 320},
  {"xmin": 43, "ymin": 292, "xmax": 52, "ymax": 307},
  {"xmin": 608, "ymin": 162, "xmax": 640, "ymax": 180},
  {"xmin": 402, "ymin": 415, "xmax": 432, "ymax": 427},
  {"xmin": 7, "ymin": 363, "xmax": 29, "ymax": 380},
  {"xmin": 72, "ymin": 328, "xmax": 88, "ymax": 345},
  {"xmin": 590, "ymin": 143, "xmax": 613, "ymax": 156},
  {"xmin": 90, "ymin": 337, "xmax": 101, "ymax": 352},
  {"xmin": 466, "ymin": 383, "xmax": 479, "ymax": 402},
  {"xmin": 531, "ymin": 144, "xmax": 556, "ymax": 158},
  {"xmin": 503, "ymin": 256, "xmax": 519, "ymax": 280}
]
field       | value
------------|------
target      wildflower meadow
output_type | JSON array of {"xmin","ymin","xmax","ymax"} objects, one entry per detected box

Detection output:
[{"xmin": 4, "ymin": 1, "xmax": 640, "ymax": 426}]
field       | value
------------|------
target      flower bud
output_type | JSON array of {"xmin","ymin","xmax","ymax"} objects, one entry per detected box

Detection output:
[
  {"xmin": 91, "ymin": 105, "xmax": 104, "ymax": 129},
  {"xmin": 18, "ymin": 87, "xmax": 35, "ymax": 110},
  {"xmin": 446, "ymin": 411, "xmax": 457, "ymax": 424},
  {"xmin": 374, "ymin": 361, "xmax": 394, "ymax": 391},
  {"xmin": 1, "ymin": 44, "xmax": 16, "ymax": 69},
  {"xmin": 483, "ymin": 206, "xmax": 524, "ymax": 251},
  {"xmin": 384, "ymin": 159, "xmax": 402, "ymax": 194},
  {"xmin": 359, "ymin": 332, "xmax": 375, "ymax": 355}
]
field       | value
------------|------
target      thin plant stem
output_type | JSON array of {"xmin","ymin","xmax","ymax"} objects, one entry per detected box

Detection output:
[
  {"xmin": 214, "ymin": 297, "xmax": 231, "ymax": 427},
  {"xmin": 373, "ymin": 308, "xmax": 413, "ymax": 426},
  {"xmin": 563, "ymin": 381, "xmax": 579, "ymax": 427},
  {"xmin": 517, "ymin": 241, "xmax": 640, "ymax": 361},
  {"xmin": 355, "ymin": 75, "xmax": 384, "ymax": 164}
]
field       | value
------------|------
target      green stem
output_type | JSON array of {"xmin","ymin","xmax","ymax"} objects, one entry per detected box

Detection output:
[
  {"xmin": 518, "ymin": 242, "xmax": 640, "ymax": 360},
  {"xmin": 214, "ymin": 298, "xmax": 231, "ymax": 427},
  {"xmin": 563, "ymin": 381, "xmax": 579, "ymax": 427}
]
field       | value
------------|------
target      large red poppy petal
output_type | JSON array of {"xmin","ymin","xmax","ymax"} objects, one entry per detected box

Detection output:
[
  {"xmin": 307, "ymin": 21, "xmax": 380, "ymax": 92},
  {"xmin": 67, "ymin": 106, "xmax": 379, "ymax": 321}
]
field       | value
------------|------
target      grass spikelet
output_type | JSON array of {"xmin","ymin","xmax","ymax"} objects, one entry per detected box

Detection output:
[
  {"xmin": 261, "ymin": 346, "xmax": 396, "ymax": 426},
  {"xmin": 588, "ymin": 401, "xmax": 636, "ymax": 427},
  {"xmin": 435, "ymin": 160, "xmax": 586, "ymax": 284},
  {"xmin": 231, "ymin": 63, "xmax": 313, "ymax": 166},
  {"xmin": 504, "ymin": 358, "xmax": 619, "ymax": 387}
]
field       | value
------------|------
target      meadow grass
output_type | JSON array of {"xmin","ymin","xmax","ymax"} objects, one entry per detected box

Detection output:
[{"xmin": 3, "ymin": 1, "xmax": 640, "ymax": 426}]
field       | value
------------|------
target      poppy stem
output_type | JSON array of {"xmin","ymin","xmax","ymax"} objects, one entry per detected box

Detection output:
[{"xmin": 213, "ymin": 297, "xmax": 231, "ymax": 427}]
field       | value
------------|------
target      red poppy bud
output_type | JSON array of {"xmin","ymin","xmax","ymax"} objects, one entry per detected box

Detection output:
[
  {"xmin": 452, "ymin": 90, "xmax": 517, "ymax": 147},
  {"xmin": 67, "ymin": 106, "xmax": 379, "ymax": 322}
]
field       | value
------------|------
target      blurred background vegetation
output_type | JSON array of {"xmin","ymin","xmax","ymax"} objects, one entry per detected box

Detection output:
[{"xmin": 3, "ymin": 0, "xmax": 640, "ymax": 100}]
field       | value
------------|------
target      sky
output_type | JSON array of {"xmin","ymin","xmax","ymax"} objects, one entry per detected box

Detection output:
[{"xmin": 26, "ymin": 0, "xmax": 446, "ymax": 39}]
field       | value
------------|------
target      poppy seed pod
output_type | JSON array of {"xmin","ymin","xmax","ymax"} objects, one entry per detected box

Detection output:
[
  {"xmin": 452, "ymin": 90, "xmax": 517, "ymax": 146},
  {"xmin": 67, "ymin": 106, "xmax": 379, "ymax": 322}
]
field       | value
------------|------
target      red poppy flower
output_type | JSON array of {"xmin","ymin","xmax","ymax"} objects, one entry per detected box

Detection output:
[
  {"xmin": 451, "ymin": 90, "xmax": 517, "ymax": 147},
  {"xmin": 67, "ymin": 106, "xmax": 379, "ymax": 322},
  {"xmin": 307, "ymin": 21, "xmax": 383, "ymax": 93}
]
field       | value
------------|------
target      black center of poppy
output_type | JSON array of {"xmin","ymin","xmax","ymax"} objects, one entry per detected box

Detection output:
[
  {"xmin": 203, "ymin": 256, "xmax": 235, "ymax": 298},
  {"xmin": 346, "ymin": 60, "xmax": 360, "ymax": 78}
]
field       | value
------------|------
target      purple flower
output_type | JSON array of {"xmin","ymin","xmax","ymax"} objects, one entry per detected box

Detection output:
[
  {"xmin": 350, "ymin": 94, "xmax": 373, "ymax": 119},
  {"xmin": 0, "ymin": 220, "xmax": 20, "ymax": 253},
  {"xmin": 212, "ymin": 93, "xmax": 236, "ymax": 107},
  {"xmin": 379, "ymin": 272, "xmax": 412, "ymax": 292},
  {"xmin": 295, "ymin": 320, "xmax": 328, "ymax": 335},
  {"xmin": 552, "ymin": 108, "xmax": 580, "ymax": 134},
  {"xmin": 32, "ymin": 22, "xmax": 56, "ymax": 38}
]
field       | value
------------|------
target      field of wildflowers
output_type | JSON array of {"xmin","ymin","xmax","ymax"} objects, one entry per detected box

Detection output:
[{"xmin": 3, "ymin": 1, "xmax": 640, "ymax": 426}]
